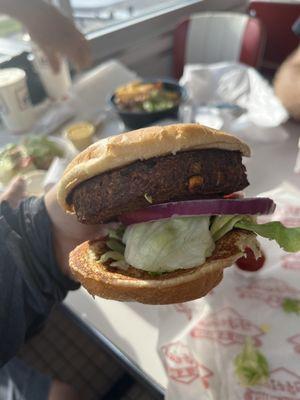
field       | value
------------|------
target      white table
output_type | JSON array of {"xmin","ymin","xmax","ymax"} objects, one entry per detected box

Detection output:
[{"xmin": 64, "ymin": 120, "xmax": 300, "ymax": 393}]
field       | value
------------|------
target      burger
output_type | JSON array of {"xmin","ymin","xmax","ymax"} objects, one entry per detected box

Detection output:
[{"xmin": 57, "ymin": 124, "xmax": 300, "ymax": 304}]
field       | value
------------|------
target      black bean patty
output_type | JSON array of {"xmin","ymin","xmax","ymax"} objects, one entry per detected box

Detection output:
[{"xmin": 69, "ymin": 149, "xmax": 248, "ymax": 224}]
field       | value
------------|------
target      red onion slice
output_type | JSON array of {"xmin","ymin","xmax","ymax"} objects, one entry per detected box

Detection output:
[{"xmin": 119, "ymin": 198, "xmax": 276, "ymax": 226}]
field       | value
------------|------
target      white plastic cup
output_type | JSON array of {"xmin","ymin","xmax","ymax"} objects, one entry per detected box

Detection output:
[
  {"xmin": 31, "ymin": 45, "xmax": 72, "ymax": 101},
  {"xmin": 0, "ymin": 68, "xmax": 35, "ymax": 132}
]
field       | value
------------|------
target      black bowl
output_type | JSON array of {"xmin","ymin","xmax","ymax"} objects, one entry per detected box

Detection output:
[{"xmin": 110, "ymin": 79, "xmax": 185, "ymax": 130}]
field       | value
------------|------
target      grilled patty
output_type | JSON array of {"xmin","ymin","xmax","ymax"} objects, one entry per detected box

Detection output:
[{"xmin": 69, "ymin": 149, "xmax": 248, "ymax": 224}]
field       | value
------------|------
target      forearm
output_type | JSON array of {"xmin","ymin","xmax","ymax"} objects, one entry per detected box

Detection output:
[
  {"xmin": 45, "ymin": 188, "xmax": 78, "ymax": 278},
  {"xmin": 0, "ymin": 197, "xmax": 79, "ymax": 366},
  {"xmin": 0, "ymin": 0, "xmax": 91, "ymax": 72},
  {"xmin": 0, "ymin": 0, "xmax": 49, "ymax": 24},
  {"xmin": 274, "ymin": 47, "xmax": 300, "ymax": 120}
]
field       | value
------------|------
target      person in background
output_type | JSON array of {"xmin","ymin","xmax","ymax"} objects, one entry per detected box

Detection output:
[
  {"xmin": 274, "ymin": 17, "xmax": 300, "ymax": 121},
  {"xmin": 0, "ymin": 1, "xmax": 93, "ymax": 399},
  {"xmin": 0, "ymin": 0, "xmax": 91, "ymax": 73}
]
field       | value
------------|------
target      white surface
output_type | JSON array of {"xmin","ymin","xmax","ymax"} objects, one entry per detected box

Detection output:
[
  {"xmin": 194, "ymin": 107, "xmax": 223, "ymax": 129},
  {"xmin": 244, "ymin": 121, "xmax": 300, "ymax": 197},
  {"xmin": 65, "ymin": 291, "xmax": 167, "ymax": 387},
  {"xmin": 64, "ymin": 119, "xmax": 300, "ymax": 389},
  {"xmin": 186, "ymin": 12, "xmax": 248, "ymax": 65}
]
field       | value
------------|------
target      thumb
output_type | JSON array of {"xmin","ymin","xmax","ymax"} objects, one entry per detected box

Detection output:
[{"xmin": 0, "ymin": 176, "xmax": 27, "ymax": 208}]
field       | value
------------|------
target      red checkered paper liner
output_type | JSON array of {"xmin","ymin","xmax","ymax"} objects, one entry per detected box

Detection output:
[{"xmin": 157, "ymin": 183, "xmax": 300, "ymax": 400}]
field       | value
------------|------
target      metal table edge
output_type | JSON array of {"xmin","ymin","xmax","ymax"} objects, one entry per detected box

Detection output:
[{"xmin": 59, "ymin": 303, "xmax": 165, "ymax": 399}]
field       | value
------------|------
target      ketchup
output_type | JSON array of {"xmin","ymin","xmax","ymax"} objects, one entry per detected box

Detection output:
[{"xmin": 236, "ymin": 247, "xmax": 266, "ymax": 272}]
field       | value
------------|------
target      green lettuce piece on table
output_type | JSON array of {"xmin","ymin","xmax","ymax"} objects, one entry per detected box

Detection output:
[
  {"xmin": 234, "ymin": 337, "xmax": 269, "ymax": 387},
  {"xmin": 282, "ymin": 298, "xmax": 300, "ymax": 315}
]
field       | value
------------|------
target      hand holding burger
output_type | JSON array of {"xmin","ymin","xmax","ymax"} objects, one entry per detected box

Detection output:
[{"xmin": 56, "ymin": 124, "xmax": 300, "ymax": 304}]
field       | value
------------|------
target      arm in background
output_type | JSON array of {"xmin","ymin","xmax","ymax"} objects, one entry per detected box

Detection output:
[
  {"xmin": 274, "ymin": 19, "xmax": 300, "ymax": 121},
  {"xmin": 0, "ymin": 0, "xmax": 91, "ymax": 72}
]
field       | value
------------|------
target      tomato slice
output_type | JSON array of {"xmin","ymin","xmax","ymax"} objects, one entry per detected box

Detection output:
[
  {"xmin": 223, "ymin": 191, "xmax": 245, "ymax": 199},
  {"xmin": 236, "ymin": 247, "xmax": 266, "ymax": 272}
]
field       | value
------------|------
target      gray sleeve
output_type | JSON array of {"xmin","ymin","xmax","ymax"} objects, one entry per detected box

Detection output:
[{"xmin": 0, "ymin": 197, "xmax": 79, "ymax": 367}]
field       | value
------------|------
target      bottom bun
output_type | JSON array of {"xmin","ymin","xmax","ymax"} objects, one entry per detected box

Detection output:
[{"xmin": 69, "ymin": 229, "xmax": 259, "ymax": 304}]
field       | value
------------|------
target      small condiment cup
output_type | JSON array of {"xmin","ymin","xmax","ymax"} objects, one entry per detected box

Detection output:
[{"xmin": 64, "ymin": 121, "xmax": 95, "ymax": 151}]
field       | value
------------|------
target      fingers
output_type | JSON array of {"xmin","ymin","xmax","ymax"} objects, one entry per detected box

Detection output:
[
  {"xmin": 41, "ymin": 36, "xmax": 91, "ymax": 73},
  {"xmin": 0, "ymin": 176, "xmax": 27, "ymax": 208},
  {"xmin": 64, "ymin": 31, "xmax": 92, "ymax": 71},
  {"xmin": 74, "ymin": 40, "xmax": 92, "ymax": 71},
  {"xmin": 44, "ymin": 185, "xmax": 104, "ymax": 243},
  {"xmin": 43, "ymin": 46, "xmax": 62, "ymax": 74}
]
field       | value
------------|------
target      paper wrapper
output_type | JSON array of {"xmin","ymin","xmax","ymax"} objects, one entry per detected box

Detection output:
[
  {"xmin": 158, "ymin": 183, "xmax": 300, "ymax": 400},
  {"xmin": 180, "ymin": 62, "xmax": 289, "ymax": 143}
]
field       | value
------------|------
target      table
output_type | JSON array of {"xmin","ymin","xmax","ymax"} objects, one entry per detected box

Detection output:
[
  {"xmin": 64, "ymin": 120, "xmax": 300, "ymax": 396},
  {"xmin": 0, "ymin": 57, "xmax": 298, "ymax": 395}
]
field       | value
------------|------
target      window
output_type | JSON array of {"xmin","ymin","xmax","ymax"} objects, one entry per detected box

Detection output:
[
  {"xmin": 0, "ymin": 16, "xmax": 28, "ymax": 63},
  {"xmin": 0, "ymin": 16, "xmax": 22, "ymax": 38},
  {"xmin": 69, "ymin": 0, "xmax": 197, "ymax": 34}
]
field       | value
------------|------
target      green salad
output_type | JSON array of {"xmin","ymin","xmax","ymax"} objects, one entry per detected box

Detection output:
[{"xmin": 0, "ymin": 135, "xmax": 64, "ymax": 186}]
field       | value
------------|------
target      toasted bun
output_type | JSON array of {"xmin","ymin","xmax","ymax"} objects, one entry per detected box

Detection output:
[
  {"xmin": 69, "ymin": 229, "xmax": 259, "ymax": 304},
  {"xmin": 58, "ymin": 124, "xmax": 250, "ymax": 212}
]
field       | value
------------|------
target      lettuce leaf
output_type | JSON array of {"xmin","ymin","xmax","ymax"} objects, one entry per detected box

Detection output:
[
  {"xmin": 123, "ymin": 217, "xmax": 215, "ymax": 273},
  {"xmin": 211, "ymin": 216, "xmax": 300, "ymax": 252},
  {"xmin": 234, "ymin": 337, "xmax": 269, "ymax": 387},
  {"xmin": 282, "ymin": 298, "xmax": 300, "ymax": 315},
  {"xmin": 235, "ymin": 219, "xmax": 300, "ymax": 252},
  {"xmin": 210, "ymin": 215, "xmax": 244, "ymax": 241}
]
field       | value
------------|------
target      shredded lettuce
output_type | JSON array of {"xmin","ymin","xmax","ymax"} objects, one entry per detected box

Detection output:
[
  {"xmin": 282, "ymin": 298, "xmax": 300, "ymax": 315},
  {"xmin": 106, "ymin": 239, "xmax": 125, "ymax": 253},
  {"xmin": 210, "ymin": 215, "xmax": 244, "ymax": 241},
  {"xmin": 211, "ymin": 216, "xmax": 300, "ymax": 252},
  {"xmin": 99, "ymin": 213, "xmax": 300, "ymax": 273},
  {"xmin": 99, "ymin": 226, "xmax": 128, "ymax": 267},
  {"xmin": 123, "ymin": 217, "xmax": 215, "ymax": 273},
  {"xmin": 100, "ymin": 251, "xmax": 125, "ymax": 263},
  {"xmin": 234, "ymin": 337, "xmax": 269, "ymax": 387}
]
